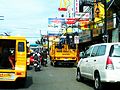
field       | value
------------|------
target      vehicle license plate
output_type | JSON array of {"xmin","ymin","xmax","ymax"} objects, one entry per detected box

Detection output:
[
  {"xmin": 0, "ymin": 73, "xmax": 11, "ymax": 78},
  {"xmin": 34, "ymin": 63, "xmax": 37, "ymax": 66},
  {"xmin": 64, "ymin": 59, "xmax": 68, "ymax": 61},
  {"xmin": 0, "ymin": 73, "xmax": 15, "ymax": 80}
]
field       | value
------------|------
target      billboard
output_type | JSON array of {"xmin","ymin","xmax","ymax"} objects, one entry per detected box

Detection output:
[
  {"xmin": 75, "ymin": 12, "xmax": 90, "ymax": 19},
  {"xmin": 79, "ymin": 19, "xmax": 89, "ymax": 30},
  {"xmin": 75, "ymin": 0, "xmax": 80, "ymax": 14},
  {"xmin": 94, "ymin": 0, "xmax": 104, "ymax": 23},
  {"xmin": 79, "ymin": 30, "xmax": 91, "ymax": 43},
  {"xmin": 48, "ymin": 18, "xmax": 65, "ymax": 28}
]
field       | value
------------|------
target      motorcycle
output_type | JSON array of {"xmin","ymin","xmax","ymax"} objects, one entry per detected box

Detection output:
[
  {"xmin": 33, "ymin": 59, "xmax": 41, "ymax": 71},
  {"xmin": 41, "ymin": 50, "xmax": 48, "ymax": 67},
  {"xmin": 43, "ymin": 58, "xmax": 47, "ymax": 67}
]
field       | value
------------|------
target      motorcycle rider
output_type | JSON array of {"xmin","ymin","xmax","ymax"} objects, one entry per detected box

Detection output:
[
  {"xmin": 33, "ymin": 52, "xmax": 41, "ymax": 71},
  {"xmin": 41, "ymin": 49, "xmax": 47, "ymax": 67},
  {"xmin": 34, "ymin": 53, "xmax": 39, "ymax": 61}
]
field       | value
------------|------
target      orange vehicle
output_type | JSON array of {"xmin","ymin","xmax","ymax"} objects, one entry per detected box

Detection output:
[
  {"xmin": 50, "ymin": 34, "xmax": 80, "ymax": 66},
  {"xmin": 0, "ymin": 36, "xmax": 27, "ymax": 85}
]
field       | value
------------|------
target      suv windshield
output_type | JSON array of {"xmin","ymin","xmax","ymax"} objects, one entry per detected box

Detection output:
[{"xmin": 110, "ymin": 44, "xmax": 120, "ymax": 57}]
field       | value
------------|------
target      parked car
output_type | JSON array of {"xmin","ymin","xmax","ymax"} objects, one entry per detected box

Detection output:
[{"xmin": 76, "ymin": 43, "xmax": 120, "ymax": 90}]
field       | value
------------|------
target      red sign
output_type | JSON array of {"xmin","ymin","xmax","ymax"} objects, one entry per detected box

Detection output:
[
  {"xmin": 66, "ymin": 18, "xmax": 78, "ymax": 25},
  {"xmin": 58, "ymin": 8, "xmax": 67, "ymax": 11},
  {"xmin": 79, "ymin": 19, "xmax": 89, "ymax": 30}
]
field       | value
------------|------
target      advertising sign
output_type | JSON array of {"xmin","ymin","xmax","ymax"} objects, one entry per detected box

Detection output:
[
  {"xmin": 48, "ymin": 18, "xmax": 65, "ymax": 28},
  {"xmin": 75, "ymin": 0, "xmax": 79, "ymax": 14},
  {"xmin": 79, "ymin": 30, "xmax": 91, "ymax": 43},
  {"xmin": 74, "ymin": 36, "xmax": 79, "ymax": 44},
  {"xmin": 79, "ymin": 19, "xmax": 89, "ymax": 30},
  {"xmin": 94, "ymin": 0, "xmax": 104, "ymax": 23},
  {"xmin": 107, "ymin": 10, "xmax": 113, "ymax": 30},
  {"xmin": 75, "ymin": 13, "xmax": 90, "ymax": 19}
]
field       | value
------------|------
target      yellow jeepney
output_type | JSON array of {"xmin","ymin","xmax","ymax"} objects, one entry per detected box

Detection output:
[
  {"xmin": 0, "ymin": 36, "xmax": 27, "ymax": 83},
  {"xmin": 50, "ymin": 34, "xmax": 80, "ymax": 66}
]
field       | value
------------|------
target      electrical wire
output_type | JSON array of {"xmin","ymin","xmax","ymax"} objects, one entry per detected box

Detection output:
[{"xmin": 107, "ymin": 0, "xmax": 114, "ymax": 11}]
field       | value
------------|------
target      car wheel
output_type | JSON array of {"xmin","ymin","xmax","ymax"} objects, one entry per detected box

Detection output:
[
  {"xmin": 94, "ymin": 73, "xmax": 102, "ymax": 90},
  {"xmin": 76, "ymin": 68, "xmax": 83, "ymax": 82},
  {"xmin": 16, "ymin": 77, "xmax": 27, "ymax": 88}
]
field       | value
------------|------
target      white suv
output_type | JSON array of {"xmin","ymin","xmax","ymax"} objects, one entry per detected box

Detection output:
[{"xmin": 76, "ymin": 43, "xmax": 120, "ymax": 90}]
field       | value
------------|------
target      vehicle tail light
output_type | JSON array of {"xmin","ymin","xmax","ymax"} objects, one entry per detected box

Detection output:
[
  {"xmin": 106, "ymin": 56, "xmax": 114, "ymax": 70},
  {"xmin": 72, "ymin": 57, "xmax": 75, "ymax": 59},
  {"xmin": 16, "ymin": 72, "xmax": 23, "ymax": 75}
]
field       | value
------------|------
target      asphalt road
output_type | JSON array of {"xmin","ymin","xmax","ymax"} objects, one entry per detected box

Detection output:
[
  {"xmin": 0, "ymin": 63, "xmax": 120, "ymax": 90},
  {"xmin": 25, "ymin": 65, "xmax": 93, "ymax": 90}
]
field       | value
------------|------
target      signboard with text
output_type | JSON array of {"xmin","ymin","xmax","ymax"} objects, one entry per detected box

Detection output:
[
  {"xmin": 74, "ymin": 36, "xmax": 79, "ymax": 44},
  {"xmin": 48, "ymin": 18, "xmax": 65, "ymax": 28}
]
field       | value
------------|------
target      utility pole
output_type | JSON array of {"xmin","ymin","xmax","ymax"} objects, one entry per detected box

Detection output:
[
  {"xmin": 47, "ymin": 31, "xmax": 49, "ymax": 55},
  {"xmin": 104, "ymin": 0, "xmax": 108, "ymax": 42}
]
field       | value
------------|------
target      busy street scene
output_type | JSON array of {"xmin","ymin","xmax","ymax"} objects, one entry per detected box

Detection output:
[{"xmin": 0, "ymin": 0, "xmax": 120, "ymax": 90}]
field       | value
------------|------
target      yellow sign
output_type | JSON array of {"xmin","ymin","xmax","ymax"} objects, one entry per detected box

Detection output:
[
  {"xmin": 59, "ymin": 0, "xmax": 67, "ymax": 8},
  {"xmin": 67, "ymin": 27, "xmax": 73, "ymax": 33},
  {"xmin": 79, "ymin": 20, "xmax": 89, "ymax": 30},
  {"xmin": 63, "ymin": 27, "xmax": 73, "ymax": 34},
  {"xmin": 94, "ymin": 0, "xmax": 104, "ymax": 23}
]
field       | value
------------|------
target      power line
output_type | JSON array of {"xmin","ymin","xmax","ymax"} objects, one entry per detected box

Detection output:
[
  {"xmin": 26, "ymin": 37, "xmax": 41, "ymax": 38},
  {"xmin": 107, "ymin": 0, "xmax": 114, "ymax": 11}
]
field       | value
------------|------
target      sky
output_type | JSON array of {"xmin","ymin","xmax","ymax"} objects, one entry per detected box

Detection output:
[{"xmin": 0, "ymin": 0, "xmax": 60, "ymax": 43}]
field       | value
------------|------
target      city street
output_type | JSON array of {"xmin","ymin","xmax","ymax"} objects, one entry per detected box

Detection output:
[
  {"xmin": 19, "ymin": 64, "xmax": 93, "ymax": 90},
  {"xmin": 0, "ymin": 62, "xmax": 119, "ymax": 90},
  {"xmin": 0, "ymin": 0, "xmax": 120, "ymax": 90}
]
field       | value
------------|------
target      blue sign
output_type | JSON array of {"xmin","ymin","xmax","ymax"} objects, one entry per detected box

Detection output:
[{"xmin": 48, "ymin": 18, "xmax": 65, "ymax": 25}]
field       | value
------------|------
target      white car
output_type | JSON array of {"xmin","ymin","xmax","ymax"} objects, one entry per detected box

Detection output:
[{"xmin": 76, "ymin": 43, "xmax": 120, "ymax": 90}]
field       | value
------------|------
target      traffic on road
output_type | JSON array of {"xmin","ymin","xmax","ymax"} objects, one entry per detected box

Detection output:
[
  {"xmin": 0, "ymin": 53, "xmax": 119, "ymax": 90},
  {"xmin": 0, "ymin": 0, "xmax": 120, "ymax": 90}
]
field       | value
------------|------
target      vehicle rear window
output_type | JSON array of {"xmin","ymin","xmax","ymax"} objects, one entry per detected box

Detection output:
[
  {"xmin": 109, "ymin": 44, "xmax": 120, "ymax": 57},
  {"xmin": 18, "ymin": 42, "xmax": 24, "ymax": 52}
]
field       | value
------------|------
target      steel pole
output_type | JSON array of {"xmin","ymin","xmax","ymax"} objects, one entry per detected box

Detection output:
[{"xmin": 104, "ymin": 0, "xmax": 108, "ymax": 42}]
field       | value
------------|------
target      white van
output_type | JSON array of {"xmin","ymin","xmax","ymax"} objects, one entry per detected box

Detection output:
[{"xmin": 76, "ymin": 43, "xmax": 120, "ymax": 90}]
